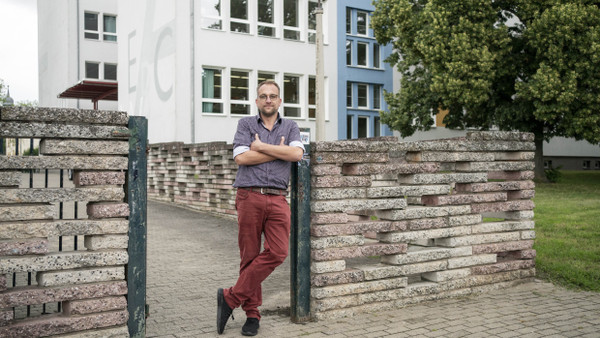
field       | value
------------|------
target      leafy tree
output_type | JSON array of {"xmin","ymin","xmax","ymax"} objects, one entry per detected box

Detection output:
[
  {"xmin": 0, "ymin": 79, "xmax": 7, "ymax": 105},
  {"xmin": 371, "ymin": 0, "xmax": 600, "ymax": 179}
]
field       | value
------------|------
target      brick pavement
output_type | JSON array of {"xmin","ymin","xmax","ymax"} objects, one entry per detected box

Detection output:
[{"xmin": 146, "ymin": 200, "xmax": 600, "ymax": 337}]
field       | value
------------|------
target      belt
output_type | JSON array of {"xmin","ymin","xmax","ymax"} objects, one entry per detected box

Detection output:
[{"xmin": 240, "ymin": 187, "xmax": 288, "ymax": 196}]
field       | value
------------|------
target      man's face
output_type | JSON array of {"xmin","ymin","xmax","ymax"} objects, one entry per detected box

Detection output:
[{"xmin": 256, "ymin": 84, "xmax": 282, "ymax": 118}]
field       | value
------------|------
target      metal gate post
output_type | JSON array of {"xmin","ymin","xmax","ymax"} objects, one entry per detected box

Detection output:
[
  {"xmin": 290, "ymin": 145, "xmax": 311, "ymax": 322},
  {"xmin": 127, "ymin": 116, "xmax": 148, "ymax": 337}
]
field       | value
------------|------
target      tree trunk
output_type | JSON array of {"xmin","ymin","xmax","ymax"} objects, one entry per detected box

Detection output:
[{"xmin": 534, "ymin": 129, "xmax": 546, "ymax": 181}]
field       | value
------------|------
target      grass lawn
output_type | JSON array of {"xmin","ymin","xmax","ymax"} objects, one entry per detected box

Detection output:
[{"xmin": 533, "ymin": 170, "xmax": 600, "ymax": 292}]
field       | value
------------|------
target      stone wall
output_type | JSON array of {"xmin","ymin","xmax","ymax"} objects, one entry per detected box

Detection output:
[
  {"xmin": 0, "ymin": 107, "xmax": 131, "ymax": 337},
  {"xmin": 147, "ymin": 142, "xmax": 237, "ymax": 218},
  {"xmin": 147, "ymin": 131, "xmax": 536, "ymax": 321},
  {"xmin": 309, "ymin": 131, "xmax": 536, "ymax": 320}
]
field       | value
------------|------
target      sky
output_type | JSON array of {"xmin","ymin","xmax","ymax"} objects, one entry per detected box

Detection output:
[{"xmin": 0, "ymin": 0, "xmax": 38, "ymax": 103}]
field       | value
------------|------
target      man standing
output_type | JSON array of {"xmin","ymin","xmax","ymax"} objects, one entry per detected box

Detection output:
[{"xmin": 217, "ymin": 80, "xmax": 305, "ymax": 336}]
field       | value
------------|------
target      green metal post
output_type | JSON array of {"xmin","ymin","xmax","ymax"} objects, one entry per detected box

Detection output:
[
  {"xmin": 127, "ymin": 116, "xmax": 148, "ymax": 337},
  {"xmin": 290, "ymin": 145, "xmax": 311, "ymax": 322}
]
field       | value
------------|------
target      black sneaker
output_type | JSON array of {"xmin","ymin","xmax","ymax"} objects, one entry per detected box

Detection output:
[
  {"xmin": 217, "ymin": 288, "xmax": 234, "ymax": 334},
  {"xmin": 241, "ymin": 317, "xmax": 260, "ymax": 336}
]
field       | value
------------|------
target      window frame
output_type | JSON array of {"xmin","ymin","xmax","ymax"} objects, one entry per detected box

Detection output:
[
  {"xmin": 357, "ymin": 83, "xmax": 368, "ymax": 108},
  {"xmin": 283, "ymin": 0, "xmax": 301, "ymax": 41},
  {"xmin": 84, "ymin": 12, "xmax": 99, "ymax": 40},
  {"xmin": 373, "ymin": 43, "xmax": 380, "ymax": 68},
  {"xmin": 104, "ymin": 63, "xmax": 118, "ymax": 81},
  {"xmin": 201, "ymin": 67, "xmax": 225, "ymax": 114},
  {"xmin": 257, "ymin": 0, "xmax": 276, "ymax": 37},
  {"xmin": 103, "ymin": 14, "xmax": 117, "ymax": 42},
  {"xmin": 85, "ymin": 61, "xmax": 100, "ymax": 79},
  {"xmin": 230, "ymin": 69, "xmax": 252, "ymax": 115},
  {"xmin": 230, "ymin": 0, "xmax": 250, "ymax": 34},
  {"xmin": 308, "ymin": 76, "xmax": 316, "ymax": 119},
  {"xmin": 356, "ymin": 11, "xmax": 368, "ymax": 36},
  {"xmin": 356, "ymin": 42, "xmax": 368, "ymax": 67},
  {"xmin": 200, "ymin": 0, "xmax": 224, "ymax": 30},
  {"xmin": 373, "ymin": 85, "xmax": 381, "ymax": 110},
  {"xmin": 283, "ymin": 74, "xmax": 302, "ymax": 118}
]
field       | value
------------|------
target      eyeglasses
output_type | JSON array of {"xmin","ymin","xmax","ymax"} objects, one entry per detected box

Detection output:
[{"xmin": 258, "ymin": 94, "xmax": 279, "ymax": 101}]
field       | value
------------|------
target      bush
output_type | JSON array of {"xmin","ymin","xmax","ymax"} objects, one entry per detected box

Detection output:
[
  {"xmin": 23, "ymin": 147, "xmax": 39, "ymax": 156},
  {"xmin": 544, "ymin": 165, "xmax": 563, "ymax": 183}
]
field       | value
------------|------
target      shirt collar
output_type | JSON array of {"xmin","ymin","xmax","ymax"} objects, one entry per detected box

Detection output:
[{"xmin": 256, "ymin": 112, "xmax": 282, "ymax": 126}]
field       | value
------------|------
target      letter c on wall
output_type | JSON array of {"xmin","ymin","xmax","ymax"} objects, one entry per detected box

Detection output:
[{"xmin": 154, "ymin": 27, "xmax": 173, "ymax": 101}]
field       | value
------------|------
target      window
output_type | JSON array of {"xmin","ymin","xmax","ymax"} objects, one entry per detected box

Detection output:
[
  {"xmin": 230, "ymin": 0, "xmax": 249, "ymax": 33},
  {"xmin": 104, "ymin": 63, "xmax": 117, "ymax": 81},
  {"xmin": 595, "ymin": 161, "xmax": 600, "ymax": 169},
  {"xmin": 374, "ymin": 116, "xmax": 381, "ymax": 137},
  {"xmin": 103, "ymin": 15, "xmax": 117, "ymax": 41},
  {"xmin": 84, "ymin": 12, "xmax": 99, "ymax": 39},
  {"xmin": 356, "ymin": 11, "xmax": 368, "ymax": 35},
  {"xmin": 583, "ymin": 160, "xmax": 591, "ymax": 170},
  {"xmin": 357, "ymin": 84, "xmax": 368, "ymax": 108},
  {"xmin": 358, "ymin": 116, "xmax": 368, "ymax": 138},
  {"xmin": 202, "ymin": 68, "xmax": 223, "ymax": 113},
  {"xmin": 257, "ymin": 0, "xmax": 275, "ymax": 37},
  {"xmin": 308, "ymin": 0, "xmax": 318, "ymax": 43},
  {"xmin": 201, "ymin": 0, "xmax": 222, "ymax": 30},
  {"xmin": 284, "ymin": 0, "xmax": 300, "ymax": 40},
  {"xmin": 373, "ymin": 43, "xmax": 380, "ymax": 68},
  {"xmin": 544, "ymin": 160, "xmax": 552, "ymax": 169},
  {"xmin": 346, "ymin": 41, "xmax": 352, "ymax": 65},
  {"xmin": 283, "ymin": 74, "xmax": 301, "ymax": 117},
  {"xmin": 346, "ymin": 8, "xmax": 352, "ymax": 34},
  {"xmin": 346, "ymin": 82, "xmax": 352, "ymax": 107},
  {"xmin": 257, "ymin": 72, "xmax": 276, "ymax": 85},
  {"xmin": 357, "ymin": 42, "xmax": 368, "ymax": 66},
  {"xmin": 308, "ymin": 76, "xmax": 316, "ymax": 118},
  {"xmin": 230, "ymin": 70, "xmax": 250, "ymax": 114},
  {"xmin": 85, "ymin": 62, "xmax": 99, "ymax": 79},
  {"xmin": 373, "ymin": 85, "xmax": 381, "ymax": 109},
  {"xmin": 347, "ymin": 115, "xmax": 353, "ymax": 139}
]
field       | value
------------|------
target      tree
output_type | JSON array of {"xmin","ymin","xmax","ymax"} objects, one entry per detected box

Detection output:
[
  {"xmin": 371, "ymin": 0, "xmax": 600, "ymax": 179},
  {"xmin": 0, "ymin": 79, "xmax": 7, "ymax": 105}
]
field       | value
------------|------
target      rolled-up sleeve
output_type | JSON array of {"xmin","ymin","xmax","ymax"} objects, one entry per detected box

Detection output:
[
  {"xmin": 233, "ymin": 145, "xmax": 249, "ymax": 158},
  {"xmin": 233, "ymin": 119, "xmax": 252, "ymax": 159}
]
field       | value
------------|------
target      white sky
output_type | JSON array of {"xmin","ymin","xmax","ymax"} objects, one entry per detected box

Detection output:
[{"xmin": 0, "ymin": 0, "xmax": 38, "ymax": 103}]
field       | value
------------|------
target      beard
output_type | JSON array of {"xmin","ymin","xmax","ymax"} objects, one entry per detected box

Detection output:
[{"xmin": 259, "ymin": 108, "xmax": 278, "ymax": 118}]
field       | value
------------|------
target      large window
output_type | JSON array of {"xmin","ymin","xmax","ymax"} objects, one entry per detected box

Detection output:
[
  {"xmin": 104, "ymin": 63, "xmax": 117, "ymax": 81},
  {"xmin": 356, "ymin": 11, "xmax": 368, "ymax": 35},
  {"xmin": 373, "ymin": 43, "xmax": 380, "ymax": 68},
  {"xmin": 308, "ymin": 76, "xmax": 316, "ymax": 118},
  {"xmin": 84, "ymin": 12, "xmax": 99, "ymax": 39},
  {"xmin": 373, "ymin": 85, "xmax": 381, "ymax": 109},
  {"xmin": 257, "ymin": 0, "xmax": 275, "ymax": 37},
  {"xmin": 308, "ymin": 0, "xmax": 318, "ymax": 43},
  {"xmin": 357, "ymin": 83, "xmax": 368, "ymax": 108},
  {"xmin": 284, "ymin": 0, "xmax": 300, "ymax": 40},
  {"xmin": 103, "ymin": 15, "xmax": 117, "ymax": 41},
  {"xmin": 357, "ymin": 42, "xmax": 368, "ymax": 66},
  {"xmin": 346, "ymin": 41, "xmax": 352, "ymax": 65},
  {"xmin": 346, "ymin": 8, "xmax": 352, "ymax": 34},
  {"xmin": 283, "ymin": 74, "xmax": 301, "ymax": 117},
  {"xmin": 85, "ymin": 62, "xmax": 99, "ymax": 79},
  {"xmin": 230, "ymin": 70, "xmax": 250, "ymax": 114},
  {"xmin": 358, "ymin": 116, "xmax": 368, "ymax": 138},
  {"xmin": 374, "ymin": 116, "xmax": 381, "ymax": 137},
  {"xmin": 230, "ymin": 0, "xmax": 249, "ymax": 33},
  {"xmin": 202, "ymin": 68, "xmax": 223, "ymax": 114},
  {"xmin": 201, "ymin": 0, "xmax": 222, "ymax": 30},
  {"xmin": 347, "ymin": 115, "xmax": 353, "ymax": 139},
  {"xmin": 346, "ymin": 82, "xmax": 352, "ymax": 107}
]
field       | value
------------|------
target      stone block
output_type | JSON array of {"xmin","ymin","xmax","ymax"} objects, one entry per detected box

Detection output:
[
  {"xmin": 311, "ymin": 198, "xmax": 406, "ymax": 213},
  {"xmin": 471, "ymin": 200, "xmax": 535, "ymax": 213},
  {"xmin": 1, "ymin": 106, "xmax": 129, "ymax": 125},
  {"xmin": 0, "ymin": 239, "xmax": 48, "ymax": 256},
  {"xmin": 520, "ymin": 230, "xmax": 536, "ymax": 240},
  {"xmin": 311, "ymin": 277, "xmax": 407, "ymax": 299},
  {"xmin": 0, "ymin": 155, "xmax": 129, "ymax": 170},
  {"xmin": 449, "ymin": 214, "xmax": 482, "ymax": 226},
  {"xmin": 493, "ymin": 152, "xmax": 535, "ymax": 161},
  {"xmin": 398, "ymin": 173, "xmax": 488, "ymax": 184},
  {"xmin": 312, "ymin": 243, "xmax": 407, "ymax": 261},
  {"xmin": 310, "ymin": 213, "xmax": 348, "ymax": 225},
  {"xmin": 40, "ymin": 139, "xmax": 129, "ymax": 155},
  {"xmin": 37, "ymin": 267, "xmax": 126, "ymax": 287},
  {"xmin": 0, "ymin": 250, "xmax": 128, "ymax": 274},
  {"xmin": 84, "ymin": 235, "xmax": 129, "ymax": 250},
  {"xmin": 397, "ymin": 260, "xmax": 448, "ymax": 275},
  {"xmin": 406, "ymin": 217, "xmax": 449, "ymax": 230},
  {"xmin": 50, "ymin": 325, "xmax": 129, "ymax": 338},
  {"xmin": 311, "ymin": 270, "xmax": 364, "ymax": 287},
  {"xmin": 0, "ymin": 281, "xmax": 127, "ymax": 308},
  {"xmin": 311, "ymin": 260, "xmax": 346, "ymax": 274},
  {"xmin": 487, "ymin": 171, "xmax": 535, "ymax": 180},
  {"xmin": 507, "ymin": 189, "xmax": 535, "ymax": 200},
  {"xmin": 312, "ymin": 176, "xmax": 372, "ymax": 188},
  {"xmin": 471, "ymin": 259, "xmax": 535, "ymax": 275},
  {"xmin": 0, "ymin": 219, "xmax": 128, "ymax": 240},
  {"xmin": 358, "ymin": 264, "xmax": 403, "ymax": 280},
  {"xmin": 422, "ymin": 192, "xmax": 507, "ymax": 206},
  {"xmin": 378, "ymin": 226, "xmax": 471, "ymax": 243},
  {"xmin": 366, "ymin": 185, "xmax": 451, "ymax": 198},
  {"xmin": 87, "ymin": 203, "xmax": 130, "ymax": 219},
  {"xmin": 311, "ymin": 221, "xmax": 406, "ymax": 237},
  {"xmin": 393, "ymin": 139, "xmax": 535, "ymax": 152},
  {"xmin": 311, "ymin": 235, "xmax": 364, "ymax": 249},
  {"xmin": 0, "ymin": 121, "xmax": 129, "ymax": 140},
  {"xmin": 1, "ymin": 308, "xmax": 13, "ymax": 325},
  {"xmin": 382, "ymin": 246, "xmax": 471, "ymax": 265},
  {"xmin": 422, "ymin": 268, "xmax": 471, "ymax": 282},
  {"xmin": 311, "ymin": 164, "xmax": 342, "ymax": 176},
  {"xmin": 447, "ymin": 254, "xmax": 497, "ymax": 269},
  {"xmin": 0, "ymin": 187, "xmax": 125, "ymax": 204},
  {"xmin": 471, "ymin": 220, "xmax": 534, "ymax": 234},
  {"xmin": 485, "ymin": 210, "xmax": 534, "ymax": 220},
  {"xmin": 0, "ymin": 274, "xmax": 6, "ymax": 292},
  {"xmin": 63, "ymin": 296, "xmax": 127, "ymax": 315},
  {"xmin": 456, "ymin": 180, "xmax": 535, "ymax": 192},
  {"xmin": 74, "ymin": 171, "xmax": 126, "ymax": 186},
  {"xmin": 406, "ymin": 151, "xmax": 495, "ymax": 162},
  {"xmin": 374, "ymin": 205, "xmax": 471, "ymax": 221},
  {"xmin": 0, "ymin": 204, "xmax": 55, "ymax": 222},
  {"xmin": 466, "ymin": 131, "xmax": 534, "ymax": 142},
  {"xmin": 314, "ymin": 152, "xmax": 389, "ymax": 164},
  {"xmin": 311, "ymin": 188, "xmax": 367, "ymax": 200},
  {"xmin": 501, "ymin": 249, "xmax": 536, "ymax": 260},
  {"xmin": 472, "ymin": 240, "xmax": 534, "ymax": 254},
  {"xmin": 342, "ymin": 162, "xmax": 438, "ymax": 175},
  {"xmin": 0, "ymin": 171, "xmax": 20, "ymax": 187},
  {"xmin": 456, "ymin": 161, "xmax": 535, "ymax": 172},
  {"xmin": 312, "ymin": 139, "xmax": 397, "ymax": 152},
  {"xmin": 0, "ymin": 309, "xmax": 128, "ymax": 337},
  {"xmin": 436, "ymin": 232, "xmax": 521, "ymax": 247}
]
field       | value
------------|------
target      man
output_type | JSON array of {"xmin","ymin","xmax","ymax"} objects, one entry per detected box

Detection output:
[{"xmin": 217, "ymin": 80, "xmax": 305, "ymax": 336}]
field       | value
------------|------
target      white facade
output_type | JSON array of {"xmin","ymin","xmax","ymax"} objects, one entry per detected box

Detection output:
[
  {"xmin": 38, "ymin": 0, "xmax": 118, "ymax": 110},
  {"xmin": 118, "ymin": 0, "xmax": 338, "ymax": 144}
]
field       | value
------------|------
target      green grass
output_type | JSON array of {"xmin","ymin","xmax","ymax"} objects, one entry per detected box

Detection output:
[{"xmin": 533, "ymin": 171, "xmax": 600, "ymax": 292}]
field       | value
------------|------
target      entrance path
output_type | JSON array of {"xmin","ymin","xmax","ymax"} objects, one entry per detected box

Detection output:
[{"xmin": 146, "ymin": 200, "xmax": 600, "ymax": 337}]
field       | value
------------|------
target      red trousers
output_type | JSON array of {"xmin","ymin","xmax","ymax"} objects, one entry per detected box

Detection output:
[{"xmin": 224, "ymin": 189, "xmax": 291, "ymax": 320}]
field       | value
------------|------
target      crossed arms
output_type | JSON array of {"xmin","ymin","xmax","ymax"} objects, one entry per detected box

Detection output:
[{"xmin": 235, "ymin": 134, "xmax": 304, "ymax": 166}]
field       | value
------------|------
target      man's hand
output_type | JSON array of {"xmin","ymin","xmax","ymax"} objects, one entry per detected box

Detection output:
[
  {"xmin": 250, "ymin": 134, "xmax": 285, "ymax": 152},
  {"xmin": 237, "ymin": 134, "xmax": 302, "ymax": 166}
]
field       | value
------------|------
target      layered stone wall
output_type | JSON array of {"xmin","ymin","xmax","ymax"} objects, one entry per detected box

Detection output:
[
  {"xmin": 0, "ymin": 107, "xmax": 131, "ymax": 337},
  {"xmin": 309, "ymin": 131, "xmax": 536, "ymax": 320},
  {"xmin": 147, "ymin": 142, "xmax": 237, "ymax": 217}
]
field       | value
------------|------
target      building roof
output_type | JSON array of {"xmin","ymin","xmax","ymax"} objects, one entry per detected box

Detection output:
[{"xmin": 58, "ymin": 80, "xmax": 118, "ymax": 102}]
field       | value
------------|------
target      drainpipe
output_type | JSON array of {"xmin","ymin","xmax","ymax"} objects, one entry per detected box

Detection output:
[
  {"xmin": 190, "ymin": 0, "xmax": 196, "ymax": 143},
  {"xmin": 315, "ymin": 0, "xmax": 325, "ymax": 141}
]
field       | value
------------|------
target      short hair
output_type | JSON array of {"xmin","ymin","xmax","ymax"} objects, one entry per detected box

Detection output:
[{"xmin": 257, "ymin": 80, "xmax": 280, "ymax": 96}]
